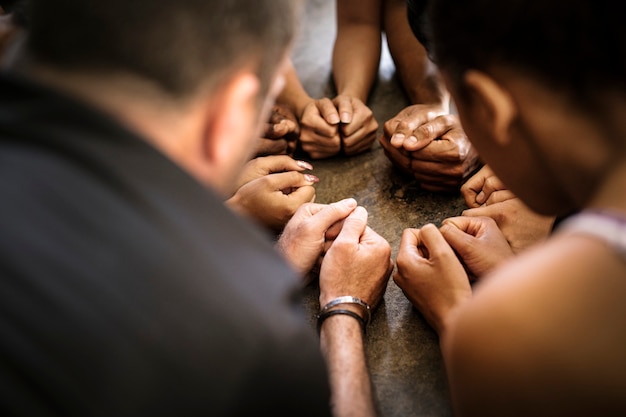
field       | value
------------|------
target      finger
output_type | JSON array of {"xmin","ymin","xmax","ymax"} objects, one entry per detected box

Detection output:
[
  {"xmin": 333, "ymin": 95, "xmax": 353, "ymax": 124},
  {"xmin": 333, "ymin": 206, "xmax": 368, "ymax": 245},
  {"xmin": 308, "ymin": 198, "xmax": 358, "ymax": 230},
  {"xmin": 398, "ymin": 228, "xmax": 422, "ymax": 258},
  {"xmin": 265, "ymin": 171, "xmax": 319, "ymax": 192},
  {"xmin": 389, "ymin": 120, "xmax": 414, "ymax": 148},
  {"xmin": 409, "ymin": 139, "xmax": 461, "ymax": 162},
  {"xmin": 324, "ymin": 219, "xmax": 345, "ymax": 241},
  {"xmin": 285, "ymin": 184, "xmax": 317, "ymax": 206},
  {"xmin": 417, "ymin": 223, "xmax": 455, "ymax": 261},
  {"xmin": 316, "ymin": 98, "xmax": 340, "ymax": 125},
  {"xmin": 439, "ymin": 222, "xmax": 475, "ymax": 253},
  {"xmin": 343, "ymin": 128, "xmax": 377, "ymax": 155},
  {"xmin": 402, "ymin": 115, "xmax": 455, "ymax": 152},
  {"xmin": 262, "ymin": 155, "xmax": 314, "ymax": 174},
  {"xmin": 484, "ymin": 189, "xmax": 516, "ymax": 205}
]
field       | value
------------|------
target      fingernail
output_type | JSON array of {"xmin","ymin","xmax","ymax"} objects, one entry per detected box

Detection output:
[
  {"xmin": 340, "ymin": 112, "xmax": 351, "ymax": 123},
  {"xmin": 304, "ymin": 174, "xmax": 319, "ymax": 183},
  {"xmin": 328, "ymin": 114, "xmax": 340, "ymax": 124},
  {"xmin": 342, "ymin": 198, "xmax": 357, "ymax": 207},
  {"xmin": 476, "ymin": 191, "xmax": 486, "ymax": 204},
  {"xmin": 407, "ymin": 136, "xmax": 418, "ymax": 145},
  {"xmin": 297, "ymin": 160, "xmax": 313, "ymax": 170},
  {"xmin": 392, "ymin": 133, "xmax": 405, "ymax": 142}
]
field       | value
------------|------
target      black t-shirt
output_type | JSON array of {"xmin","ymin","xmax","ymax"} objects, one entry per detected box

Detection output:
[{"xmin": 0, "ymin": 71, "xmax": 331, "ymax": 416}]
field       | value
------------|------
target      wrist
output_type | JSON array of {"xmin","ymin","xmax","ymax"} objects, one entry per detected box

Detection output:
[{"xmin": 317, "ymin": 296, "xmax": 372, "ymax": 335}]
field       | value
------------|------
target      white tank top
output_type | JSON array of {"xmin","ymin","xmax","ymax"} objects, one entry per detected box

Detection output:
[{"xmin": 555, "ymin": 210, "xmax": 626, "ymax": 261}]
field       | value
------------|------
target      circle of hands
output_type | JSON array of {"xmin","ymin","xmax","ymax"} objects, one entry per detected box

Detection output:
[{"xmin": 232, "ymin": 98, "xmax": 555, "ymax": 335}]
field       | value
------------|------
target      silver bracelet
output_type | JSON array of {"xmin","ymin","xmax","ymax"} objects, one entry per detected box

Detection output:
[{"xmin": 319, "ymin": 296, "xmax": 371, "ymax": 325}]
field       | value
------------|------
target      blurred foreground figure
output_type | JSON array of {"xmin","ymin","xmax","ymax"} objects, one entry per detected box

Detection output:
[
  {"xmin": 394, "ymin": 0, "xmax": 626, "ymax": 415},
  {"xmin": 0, "ymin": 1, "xmax": 392, "ymax": 416}
]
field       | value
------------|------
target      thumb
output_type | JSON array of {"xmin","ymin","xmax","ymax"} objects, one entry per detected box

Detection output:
[{"xmin": 333, "ymin": 206, "xmax": 368, "ymax": 245}]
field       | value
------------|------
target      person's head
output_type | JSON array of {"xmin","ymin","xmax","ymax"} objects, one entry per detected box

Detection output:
[
  {"xmin": 21, "ymin": 0, "xmax": 302, "ymax": 195},
  {"xmin": 413, "ymin": 0, "xmax": 626, "ymax": 216}
]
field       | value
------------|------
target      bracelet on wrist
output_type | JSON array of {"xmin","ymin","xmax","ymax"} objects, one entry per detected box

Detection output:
[
  {"xmin": 319, "ymin": 296, "xmax": 371, "ymax": 325},
  {"xmin": 316, "ymin": 309, "xmax": 366, "ymax": 334}
]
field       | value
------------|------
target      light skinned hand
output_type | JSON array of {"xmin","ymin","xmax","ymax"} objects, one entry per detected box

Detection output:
[
  {"xmin": 319, "ymin": 205, "xmax": 392, "ymax": 308},
  {"xmin": 332, "ymin": 94, "xmax": 379, "ymax": 156},
  {"xmin": 234, "ymin": 155, "xmax": 313, "ymax": 190},
  {"xmin": 440, "ymin": 216, "xmax": 515, "ymax": 279},
  {"xmin": 226, "ymin": 170, "xmax": 318, "ymax": 232},
  {"xmin": 299, "ymin": 98, "xmax": 342, "ymax": 159},
  {"xmin": 394, "ymin": 224, "xmax": 472, "ymax": 335},
  {"xmin": 276, "ymin": 198, "xmax": 359, "ymax": 280}
]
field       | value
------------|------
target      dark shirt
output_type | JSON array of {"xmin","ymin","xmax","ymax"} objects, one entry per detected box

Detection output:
[{"xmin": 0, "ymin": 71, "xmax": 331, "ymax": 416}]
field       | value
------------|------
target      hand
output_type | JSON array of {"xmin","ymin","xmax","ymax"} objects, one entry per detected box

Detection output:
[
  {"xmin": 276, "ymin": 198, "xmax": 359, "ymax": 280},
  {"xmin": 394, "ymin": 224, "xmax": 472, "ymax": 334},
  {"xmin": 439, "ymin": 216, "xmax": 515, "ymax": 279},
  {"xmin": 233, "ymin": 155, "xmax": 312, "ymax": 191},
  {"xmin": 318, "ymin": 206, "xmax": 392, "ymax": 309},
  {"xmin": 381, "ymin": 107, "xmax": 482, "ymax": 192},
  {"xmin": 255, "ymin": 104, "xmax": 300, "ymax": 157},
  {"xmin": 298, "ymin": 98, "xmax": 342, "ymax": 159},
  {"xmin": 460, "ymin": 164, "xmax": 508, "ymax": 208},
  {"xmin": 384, "ymin": 103, "xmax": 448, "ymax": 150},
  {"xmin": 460, "ymin": 165, "xmax": 555, "ymax": 252},
  {"xmin": 332, "ymin": 94, "xmax": 379, "ymax": 156},
  {"xmin": 226, "ymin": 155, "xmax": 318, "ymax": 232},
  {"xmin": 462, "ymin": 197, "xmax": 554, "ymax": 254}
]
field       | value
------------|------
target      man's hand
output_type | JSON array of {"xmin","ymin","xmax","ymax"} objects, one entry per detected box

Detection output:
[
  {"xmin": 394, "ymin": 224, "xmax": 472, "ymax": 334},
  {"xmin": 380, "ymin": 106, "xmax": 481, "ymax": 192},
  {"xmin": 439, "ymin": 216, "xmax": 515, "ymax": 279},
  {"xmin": 276, "ymin": 198, "xmax": 359, "ymax": 280},
  {"xmin": 318, "ymin": 205, "xmax": 392, "ymax": 308}
]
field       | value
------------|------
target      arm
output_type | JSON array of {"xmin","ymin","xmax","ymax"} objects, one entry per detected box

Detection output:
[
  {"xmin": 383, "ymin": 0, "xmax": 448, "ymax": 107},
  {"xmin": 331, "ymin": 0, "xmax": 381, "ymax": 156},
  {"xmin": 276, "ymin": 201, "xmax": 392, "ymax": 417},
  {"xmin": 333, "ymin": 0, "xmax": 382, "ymax": 102},
  {"xmin": 379, "ymin": 0, "xmax": 481, "ymax": 192},
  {"xmin": 278, "ymin": 59, "xmax": 343, "ymax": 159}
]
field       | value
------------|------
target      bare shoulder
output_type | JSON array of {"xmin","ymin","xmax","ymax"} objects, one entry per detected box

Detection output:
[{"xmin": 441, "ymin": 234, "xmax": 626, "ymax": 417}]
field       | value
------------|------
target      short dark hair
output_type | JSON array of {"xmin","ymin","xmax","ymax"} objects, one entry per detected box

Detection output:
[
  {"xmin": 27, "ymin": 0, "xmax": 301, "ymax": 98},
  {"xmin": 415, "ymin": 0, "xmax": 626, "ymax": 102}
]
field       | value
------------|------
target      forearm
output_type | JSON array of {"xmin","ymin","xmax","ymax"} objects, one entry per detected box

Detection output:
[
  {"xmin": 333, "ymin": 0, "xmax": 382, "ymax": 102},
  {"xmin": 277, "ymin": 59, "xmax": 314, "ymax": 118},
  {"xmin": 332, "ymin": 25, "xmax": 381, "ymax": 102},
  {"xmin": 383, "ymin": 0, "xmax": 449, "ymax": 107},
  {"xmin": 319, "ymin": 315, "xmax": 377, "ymax": 417}
]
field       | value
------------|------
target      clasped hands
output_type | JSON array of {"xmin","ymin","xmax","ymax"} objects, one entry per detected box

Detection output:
[
  {"xmin": 379, "ymin": 103, "xmax": 482, "ymax": 192},
  {"xmin": 275, "ymin": 193, "xmax": 520, "ymax": 335},
  {"xmin": 298, "ymin": 94, "xmax": 379, "ymax": 159}
]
